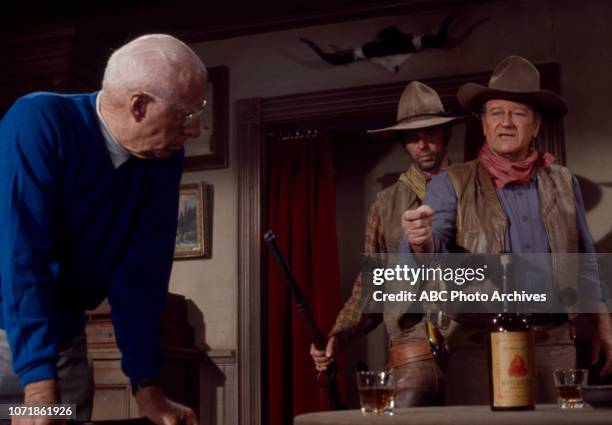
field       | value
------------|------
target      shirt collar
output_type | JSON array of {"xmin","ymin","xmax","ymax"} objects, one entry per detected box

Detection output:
[{"xmin": 96, "ymin": 92, "xmax": 131, "ymax": 169}]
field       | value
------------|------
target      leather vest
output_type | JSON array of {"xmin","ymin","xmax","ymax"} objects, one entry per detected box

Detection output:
[
  {"xmin": 377, "ymin": 165, "xmax": 425, "ymax": 253},
  {"xmin": 378, "ymin": 166, "xmax": 428, "ymax": 338},
  {"xmin": 446, "ymin": 159, "xmax": 580, "ymax": 316}
]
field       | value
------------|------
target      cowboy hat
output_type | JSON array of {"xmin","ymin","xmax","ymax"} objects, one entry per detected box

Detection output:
[
  {"xmin": 457, "ymin": 56, "xmax": 567, "ymax": 118},
  {"xmin": 368, "ymin": 81, "xmax": 466, "ymax": 133}
]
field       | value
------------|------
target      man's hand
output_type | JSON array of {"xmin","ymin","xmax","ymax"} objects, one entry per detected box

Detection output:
[
  {"xmin": 401, "ymin": 205, "xmax": 434, "ymax": 253},
  {"xmin": 310, "ymin": 336, "xmax": 340, "ymax": 372},
  {"xmin": 135, "ymin": 386, "xmax": 199, "ymax": 425},
  {"xmin": 12, "ymin": 380, "xmax": 62, "ymax": 425},
  {"xmin": 590, "ymin": 313, "xmax": 612, "ymax": 377}
]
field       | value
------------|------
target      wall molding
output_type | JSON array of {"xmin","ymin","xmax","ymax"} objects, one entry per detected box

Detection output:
[{"xmin": 236, "ymin": 98, "xmax": 263, "ymax": 425}]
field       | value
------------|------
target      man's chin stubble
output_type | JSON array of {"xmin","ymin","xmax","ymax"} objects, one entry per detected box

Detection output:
[{"xmin": 419, "ymin": 161, "xmax": 437, "ymax": 172}]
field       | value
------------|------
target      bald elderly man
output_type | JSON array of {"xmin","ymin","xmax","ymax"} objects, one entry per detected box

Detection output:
[{"xmin": 0, "ymin": 34, "xmax": 206, "ymax": 425}]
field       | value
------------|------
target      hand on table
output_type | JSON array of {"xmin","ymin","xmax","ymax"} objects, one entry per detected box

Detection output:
[{"xmin": 12, "ymin": 379, "xmax": 62, "ymax": 425}]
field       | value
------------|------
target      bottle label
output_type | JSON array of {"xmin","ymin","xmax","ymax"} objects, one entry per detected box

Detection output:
[{"xmin": 490, "ymin": 331, "xmax": 534, "ymax": 407}]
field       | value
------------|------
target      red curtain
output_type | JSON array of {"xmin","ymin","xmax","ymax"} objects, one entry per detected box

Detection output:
[{"xmin": 267, "ymin": 134, "xmax": 343, "ymax": 425}]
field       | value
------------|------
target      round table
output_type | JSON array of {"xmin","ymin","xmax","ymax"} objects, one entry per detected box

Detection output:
[{"xmin": 294, "ymin": 404, "xmax": 611, "ymax": 425}]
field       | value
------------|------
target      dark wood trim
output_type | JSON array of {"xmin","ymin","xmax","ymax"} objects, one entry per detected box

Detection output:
[
  {"xmin": 236, "ymin": 63, "xmax": 566, "ymax": 424},
  {"xmin": 3, "ymin": 1, "xmax": 497, "ymax": 47},
  {"xmin": 178, "ymin": 0, "xmax": 496, "ymax": 43},
  {"xmin": 258, "ymin": 73, "xmax": 467, "ymax": 124},
  {"xmin": 236, "ymin": 98, "xmax": 263, "ymax": 425},
  {"xmin": 0, "ymin": 27, "xmax": 110, "ymax": 114}
]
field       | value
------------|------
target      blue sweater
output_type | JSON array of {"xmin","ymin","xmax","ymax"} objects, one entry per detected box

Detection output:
[{"xmin": 0, "ymin": 92, "xmax": 183, "ymax": 387}]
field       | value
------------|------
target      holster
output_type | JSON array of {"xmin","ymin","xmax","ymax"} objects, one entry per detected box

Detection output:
[{"xmin": 387, "ymin": 338, "xmax": 433, "ymax": 370}]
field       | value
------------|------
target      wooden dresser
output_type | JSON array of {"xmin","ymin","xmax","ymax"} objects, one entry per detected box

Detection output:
[{"xmin": 85, "ymin": 293, "xmax": 203, "ymax": 420}]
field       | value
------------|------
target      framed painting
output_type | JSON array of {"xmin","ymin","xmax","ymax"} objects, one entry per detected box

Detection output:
[
  {"xmin": 175, "ymin": 182, "xmax": 212, "ymax": 259},
  {"xmin": 183, "ymin": 66, "xmax": 229, "ymax": 171}
]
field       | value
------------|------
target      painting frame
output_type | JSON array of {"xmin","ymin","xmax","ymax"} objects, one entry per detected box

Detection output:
[
  {"xmin": 174, "ymin": 182, "xmax": 212, "ymax": 259},
  {"xmin": 183, "ymin": 66, "xmax": 229, "ymax": 171}
]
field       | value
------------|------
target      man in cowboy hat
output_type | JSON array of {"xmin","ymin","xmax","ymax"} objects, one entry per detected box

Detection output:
[
  {"xmin": 310, "ymin": 81, "xmax": 465, "ymax": 406},
  {"xmin": 401, "ymin": 56, "xmax": 612, "ymax": 404}
]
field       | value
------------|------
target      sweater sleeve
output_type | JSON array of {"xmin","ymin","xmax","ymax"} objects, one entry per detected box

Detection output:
[
  {"xmin": 106, "ymin": 154, "xmax": 183, "ymax": 388},
  {"xmin": 0, "ymin": 97, "xmax": 62, "ymax": 386}
]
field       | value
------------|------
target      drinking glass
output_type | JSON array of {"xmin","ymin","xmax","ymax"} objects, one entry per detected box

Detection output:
[
  {"xmin": 553, "ymin": 368, "xmax": 588, "ymax": 409},
  {"xmin": 356, "ymin": 371, "xmax": 395, "ymax": 415}
]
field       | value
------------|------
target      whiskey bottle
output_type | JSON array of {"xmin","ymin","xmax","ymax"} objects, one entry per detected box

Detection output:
[{"xmin": 489, "ymin": 254, "xmax": 535, "ymax": 410}]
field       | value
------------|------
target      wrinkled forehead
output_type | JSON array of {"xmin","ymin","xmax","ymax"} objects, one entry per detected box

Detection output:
[
  {"xmin": 170, "ymin": 68, "xmax": 208, "ymax": 108},
  {"xmin": 484, "ymin": 99, "xmax": 536, "ymax": 113}
]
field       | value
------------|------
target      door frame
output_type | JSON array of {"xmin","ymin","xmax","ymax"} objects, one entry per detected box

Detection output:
[{"xmin": 235, "ymin": 63, "xmax": 564, "ymax": 425}]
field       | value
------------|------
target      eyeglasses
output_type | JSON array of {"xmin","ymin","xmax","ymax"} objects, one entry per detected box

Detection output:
[
  {"xmin": 143, "ymin": 92, "xmax": 207, "ymax": 128},
  {"xmin": 182, "ymin": 99, "xmax": 207, "ymax": 128}
]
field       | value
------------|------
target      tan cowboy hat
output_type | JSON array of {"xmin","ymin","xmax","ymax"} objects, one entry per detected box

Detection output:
[
  {"xmin": 457, "ymin": 56, "xmax": 567, "ymax": 118},
  {"xmin": 368, "ymin": 81, "xmax": 466, "ymax": 133}
]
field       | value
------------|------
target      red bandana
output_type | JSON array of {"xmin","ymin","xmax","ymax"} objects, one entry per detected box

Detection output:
[{"xmin": 478, "ymin": 144, "xmax": 555, "ymax": 188}]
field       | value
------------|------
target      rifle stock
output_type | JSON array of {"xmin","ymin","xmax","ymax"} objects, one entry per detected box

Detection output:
[{"xmin": 264, "ymin": 230, "xmax": 345, "ymax": 410}]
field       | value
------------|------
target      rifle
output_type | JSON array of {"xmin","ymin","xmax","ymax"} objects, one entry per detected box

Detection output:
[{"xmin": 264, "ymin": 230, "xmax": 345, "ymax": 410}]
